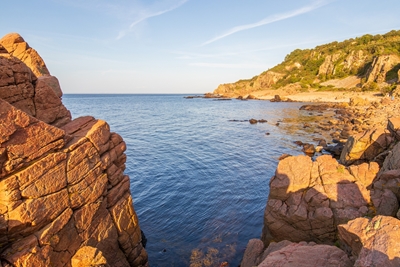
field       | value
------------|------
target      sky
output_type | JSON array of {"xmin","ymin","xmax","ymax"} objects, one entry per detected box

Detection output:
[{"xmin": 1, "ymin": 0, "xmax": 400, "ymax": 94}]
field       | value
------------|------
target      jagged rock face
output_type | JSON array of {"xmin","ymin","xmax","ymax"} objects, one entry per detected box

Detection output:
[
  {"xmin": 0, "ymin": 37, "xmax": 71, "ymax": 127},
  {"xmin": 0, "ymin": 33, "xmax": 148, "ymax": 266},
  {"xmin": 0, "ymin": 101, "xmax": 148, "ymax": 266},
  {"xmin": 261, "ymin": 155, "xmax": 379, "ymax": 246},
  {"xmin": 318, "ymin": 52, "xmax": 342, "ymax": 78},
  {"xmin": 0, "ymin": 33, "xmax": 50, "ymax": 77},
  {"xmin": 370, "ymin": 141, "xmax": 400, "ymax": 216},
  {"xmin": 366, "ymin": 55, "xmax": 400, "ymax": 83},
  {"xmin": 338, "ymin": 215, "xmax": 400, "ymax": 267},
  {"xmin": 343, "ymin": 50, "xmax": 368, "ymax": 73},
  {"xmin": 252, "ymin": 71, "xmax": 283, "ymax": 90}
]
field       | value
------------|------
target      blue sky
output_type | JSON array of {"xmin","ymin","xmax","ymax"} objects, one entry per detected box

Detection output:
[{"xmin": 1, "ymin": 0, "xmax": 400, "ymax": 94}]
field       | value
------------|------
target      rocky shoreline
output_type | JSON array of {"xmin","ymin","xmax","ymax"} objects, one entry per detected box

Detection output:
[{"xmin": 239, "ymin": 95, "xmax": 400, "ymax": 266}]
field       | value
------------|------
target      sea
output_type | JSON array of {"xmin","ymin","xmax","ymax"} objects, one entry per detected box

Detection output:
[{"xmin": 63, "ymin": 94, "xmax": 316, "ymax": 267}]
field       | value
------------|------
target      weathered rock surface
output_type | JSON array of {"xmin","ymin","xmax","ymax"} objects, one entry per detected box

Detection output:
[
  {"xmin": 0, "ymin": 33, "xmax": 148, "ymax": 266},
  {"xmin": 241, "ymin": 239, "xmax": 352, "ymax": 267},
  {"xmin": 0, "ymin": 34, "xmax": 71, "ymax": 127},
  {"xmin": 369, "ymin": 140, "xmax": 400, "ymax": 216},
  {"xmin": 338, "ymin": 216, "xmax": 400, "ymax": 267},
  {"xmin": 340, "ymin": 127, "xmax": 392, "ymax": 166},
  {"xmin": 366, "ymin": 55, "xmax": 400, "ymax": 84},
  {"xmin": 262, "ymin": 154, "xmax": 378, "ymax": 246},
  {"xmin": 0, "ymin": 33, "xmax": 50, "ymax": 77}
]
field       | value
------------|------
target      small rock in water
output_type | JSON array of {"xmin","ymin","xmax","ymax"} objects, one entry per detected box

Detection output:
[
  {"xmin": 294, "ymin": 141, "xmax": 303, "ymax": 146},
  {"xmin": 265, "ymin": 132, "xmax": 270, "ymax": 135},
  {"xmin": 302, "ymin": 143, "xmax": 316, "ymax": 155},
  {"xmin": 249, "ymin": 119, "xmax": 258, "ymax": 124}
]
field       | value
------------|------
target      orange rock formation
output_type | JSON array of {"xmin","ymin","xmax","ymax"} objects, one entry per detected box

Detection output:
[{"xmin": 0, "ymin": 33, "xmax": 148, "ymax": 266}]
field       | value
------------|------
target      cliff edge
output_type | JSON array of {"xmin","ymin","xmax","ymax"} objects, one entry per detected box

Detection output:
[{"xmin": 0, "ymin": 33, "xmax": 148, "ymax": 266}]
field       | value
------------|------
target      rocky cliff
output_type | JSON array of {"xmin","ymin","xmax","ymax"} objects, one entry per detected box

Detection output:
[
  {"xmin": 213, "ymin": 30, "xmax": 400, "ymax": 98},
  {"xmin": 0, "ymin": 33, "xmax": 148, "ymax": 266}
]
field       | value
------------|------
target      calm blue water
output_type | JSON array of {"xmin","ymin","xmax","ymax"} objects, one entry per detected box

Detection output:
[{"xmin": 63, "ymin": 94, "xmax": 310, "ymax": 267}]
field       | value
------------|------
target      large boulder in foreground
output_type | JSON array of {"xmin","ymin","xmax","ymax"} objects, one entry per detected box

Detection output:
[
  {"xmin": 262, "ymin": 155, "xmax": 379, "ymax": 246},
  {"xmin": 338, "ymin": 215, "xmax": 400, "ymax": 267},
  {"xmin": 241, "ymin": 239, "xmax": 352, "ymax": 267}
]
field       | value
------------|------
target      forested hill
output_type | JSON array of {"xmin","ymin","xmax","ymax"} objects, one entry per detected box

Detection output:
[{"xmin": 214, "ymin": 30, "xmax": 400, "ymax": 97}]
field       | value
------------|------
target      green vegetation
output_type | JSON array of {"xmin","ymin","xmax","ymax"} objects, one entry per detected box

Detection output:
[{"xmin": 230, "ymin": 30, "xmax": 400, "ymax": 92}]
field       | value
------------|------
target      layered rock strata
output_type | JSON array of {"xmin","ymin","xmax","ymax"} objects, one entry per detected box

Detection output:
[{"xmin": 0, "ymin": 33, "xmax": 148, "ymax": 266}]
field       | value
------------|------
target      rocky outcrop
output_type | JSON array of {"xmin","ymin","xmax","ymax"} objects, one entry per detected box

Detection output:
[
  {"xmin": 261, "ymin": 155, "xmax": 378, "ymax": 246},
  {"xmin": 318, "ymin": 52, "xmax": 342, "ymax": 78},
  {"xmin": 366, "ymin": 55, "xmax": 400, "ymax": 83},
  {"xmin": 0, "ymin": 33, "xmax": 148, "ymax": 266},
  {"xmin": 338, "ymin": 216, "xmax": 400, "ymax": 266},
  {"xmin": 252, "ymin": 71, "xmax": 284, "ymax": 89},
  {"xmin": 213, "ymin": 71, "xmax": 283, "ymax": 97},
  {"xmin": 0, "ymin": 33, "xmax": 71, "ymax": 127},
  {"xmin": 0, "ymin": 33, "xmax": 50, "ymax": 77}
]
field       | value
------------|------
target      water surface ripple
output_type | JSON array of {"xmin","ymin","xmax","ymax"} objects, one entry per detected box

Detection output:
[{"xmin": 63, "ymin": 94, "xmax": 309, "ymax": 266}]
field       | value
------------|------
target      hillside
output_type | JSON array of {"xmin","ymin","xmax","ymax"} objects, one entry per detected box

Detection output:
[{"xmin": 214, "ymin": 30, "xmax": 400, "ymax": 99}]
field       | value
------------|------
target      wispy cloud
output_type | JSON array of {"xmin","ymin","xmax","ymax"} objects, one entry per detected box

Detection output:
[
  {"xmin": 117, "ymin": 0, "xmax": 188, "ymax": 40},
  {"xmin": 201, "ymin": 0, "xmax": 331, "ymax": 46},
  {"xmin": 189, "ymin": 62, "xmax": 268, "ymax": 69}
]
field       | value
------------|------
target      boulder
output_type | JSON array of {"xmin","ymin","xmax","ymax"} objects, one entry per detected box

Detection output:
[
  {"xmin": 262, "ymin": 155, "xmax": 378, "ymax": 246},
  {"xmin": 387, "ymin": 117, "xmax": 400, "ymax": 141},
  {"xmin": 340, "ymin": 127, "xmax": 392, "ymax": 165},
  {"xmin": 71, "ymin": 246, "xmax": 109, "ymax": 267},
  {"xmin": 258, "ymin": 241, "xmax": 353, "ymax": 267},
  {"xmin": 338, "ymin": 216, "xmax": 400, "ymax": 267},
  {"xmin": 370, "ymin": 141, "xmax": 400, "ymax": 216},
  {"xmin": 349, "ymin": 97, "xmax": 370, "ymax": 107}
]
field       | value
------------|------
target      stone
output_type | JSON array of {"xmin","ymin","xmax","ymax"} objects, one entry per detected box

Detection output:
[
  {"xmin": 71, "ymin": 246, "xmax": 109, "ymax": 267},
  {"xmin": 338, "ymin": 216, "xmax": 400, "ymax": 267},
  {"xmin": 258, "ymin": 241, "xmax": 352, "ymax": 267},
  {"xmin": 388, "ymin": 117, "xmax": 400, "ymax": 141},
  {"xmin": 240, "ymin": 239, "xmax": 264, "ymax": 267},
  {"xmin": 262, "ymin": 155, "xmax": 376, "ymax": 246},
  {"xmin": 340, "ymin": 127, "xmax": 392, "ymax": 165},
  {"xmin": 349, "ymin": 97, "xmax": 369, "ymax": 107}
]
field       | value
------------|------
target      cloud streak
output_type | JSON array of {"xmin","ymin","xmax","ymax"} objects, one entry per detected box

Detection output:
[
  {"xmin": 201, "ymin": 0, "xmax": 331, "ymax": 46},
  {"xmin": 117, "ymin": 0, "xmax": 188, "ymax": 40}
]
